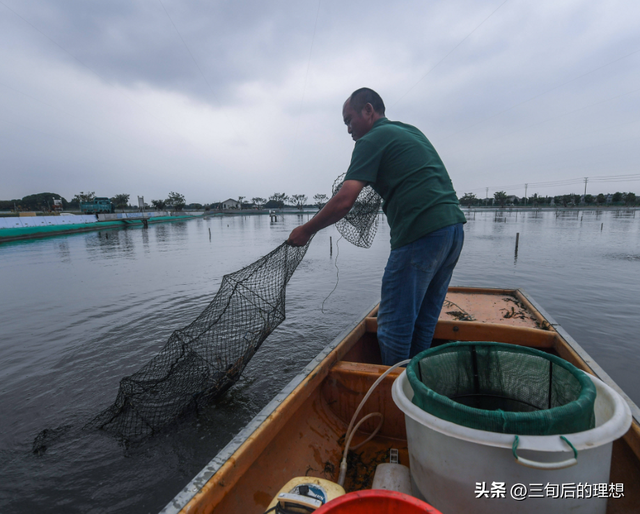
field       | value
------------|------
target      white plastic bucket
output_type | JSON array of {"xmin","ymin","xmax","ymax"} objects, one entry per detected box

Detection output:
[{"xmin": 392, "ymin": 370, "xmax": 631, "ymax": 514}]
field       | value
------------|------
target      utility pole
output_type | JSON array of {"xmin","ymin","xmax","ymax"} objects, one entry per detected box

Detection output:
[
  {"xmin": 524, "ymin": 183, "xmax": 528, "ymax": 205},
  {"xmin": 584, "ymin": 177, "xmax": 588, "ymax": 196},
  {"xmin": 485, "ymin": 187, "xmax": 489, "ymax": 206}
]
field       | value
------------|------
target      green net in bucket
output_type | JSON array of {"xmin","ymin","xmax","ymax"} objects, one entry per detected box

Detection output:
[{"xmin": 406, "ymin": 342, "xmax": 596, "ymax": 435}]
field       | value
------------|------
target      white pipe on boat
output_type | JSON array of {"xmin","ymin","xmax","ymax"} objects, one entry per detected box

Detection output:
[{"xmin": 338, "ymin": 359, "xmax": 411, "ymax": 487}]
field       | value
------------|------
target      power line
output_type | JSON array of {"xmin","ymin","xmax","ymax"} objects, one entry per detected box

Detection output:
[
  {"xmin": 392, "ymin": 0, "xmax": 511, "ymax": 108},
  {"xmin": 463, "ymin": 173, "xmax": 640, "ymax": 195},
  {"xmin": 443, "ymin": 47, "xmax": 640, "ymax": 140},
  {"xmin": 300, "ymin": 0, "xmax": 322, "ymax": 113},
  {"xmin": 461, "ymin": 86, "xmax": 640, "ymax": 156},
  {"xmin": 291, "ymin": 0, "xmax": 322, "ymax": 160},
  {"xmin": 448, "ymin": 114, "xmax": 640, "ymax": 177},
  {"xmin": 157, "ymin": 0, "xmax": 240, "ymax": 138}
]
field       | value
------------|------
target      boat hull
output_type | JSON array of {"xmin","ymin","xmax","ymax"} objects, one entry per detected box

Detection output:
[{"xmin": 161, "ymin": 288, "xmax": 640, "ymax": 514}]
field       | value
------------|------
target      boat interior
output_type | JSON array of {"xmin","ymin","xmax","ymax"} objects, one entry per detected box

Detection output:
[{"xmin": 180, "ymin": 288, "xmax": 640, "ymax": 514}]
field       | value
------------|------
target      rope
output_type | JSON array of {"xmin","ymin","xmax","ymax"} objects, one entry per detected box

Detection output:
[{"xmin": 321, "ymin": 235, "xmax": 342, "ymax": 313}]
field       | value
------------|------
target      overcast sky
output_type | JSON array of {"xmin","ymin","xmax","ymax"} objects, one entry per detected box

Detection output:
[{"xmin": 1, "ymin": 0, "xmax": 639, "ymax": 204}]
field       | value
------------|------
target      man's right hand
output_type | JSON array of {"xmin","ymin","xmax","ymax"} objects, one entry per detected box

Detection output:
[
  {"xmin": 285, "ymin": 179, "xmax": 365, "ymax": 247},
  {"xmin": 287, "ymin": 225, "xmax": 313, "ymax": 246}
]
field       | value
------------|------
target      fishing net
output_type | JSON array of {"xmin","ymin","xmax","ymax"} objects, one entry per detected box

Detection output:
[
  {"xmin": 333, "ymin": 174, "xmax": 382, "ymax": 248},
  {"xmin": 407, "ymin": 342, "xmax": 596, "ymax": 435},
  {"xmin": 82, "ymin": 177, "xmax": 382, "ymax": 442}
]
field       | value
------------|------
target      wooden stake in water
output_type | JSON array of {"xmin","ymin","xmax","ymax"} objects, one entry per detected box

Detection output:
[
  {"xmin": 209, "ymin": 227, "xmax": 211, "ymax": 241},
  {"xmin": 601, "ymin": 223, "xmax": 603, "ymax": 231},
  {"xmin": 515, "ymin": 232, "xmax": 520, "ymax": 257},
  {"xmin": 330, "ymin": 236, "xmax": 332, "ymax": 256}
]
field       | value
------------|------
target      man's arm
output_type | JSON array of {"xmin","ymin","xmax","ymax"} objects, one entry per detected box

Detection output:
[{"xmin": 287, "ymin": 180, "xmax": 366, "ymax": 246}]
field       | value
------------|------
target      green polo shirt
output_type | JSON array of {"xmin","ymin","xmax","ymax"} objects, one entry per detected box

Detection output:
[{"xmin": 344, "ymin": 117, "xmax": 466, "ymax": 249}]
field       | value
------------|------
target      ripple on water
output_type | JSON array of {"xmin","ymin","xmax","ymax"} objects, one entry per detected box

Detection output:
[
  {"xmin": 605, "ymin": 253, "xmax": 640, "ymax": 261},
  {"xmin": 1, "ymin": 210, "xmax": 639, "ymax": 513}
]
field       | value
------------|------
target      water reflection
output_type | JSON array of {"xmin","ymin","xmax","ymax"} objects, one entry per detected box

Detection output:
[
  {"xmin": 56, "ymin": 240, "xmax": 71, "ymax": 263},
  {"xmin": 141, "ymin": 227, "xmax": 150, "ymax": 253},
  {"xmin": 555, "ymin": 210, "xmax": 580, "ymax": 219},
  {"xmin": 86, "ymin": 229, "xmax": 136, "ymax": 259},
  {"xmin": 606, "ymin": 253, "xmax": 640, "ymax": 261},
  {"xmin": 155, "ymin": 224, "xmax": 169, "ymax": 244},
  {"xmin": 1, "ymin": 210, "xmax": 639, "ymax": 514},
  {"xmin": 168, "ymin": 221, "xmax": 189, "ymax": 237}
]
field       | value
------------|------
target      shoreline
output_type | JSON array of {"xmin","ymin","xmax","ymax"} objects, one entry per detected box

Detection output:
[
  {"xmin": 0, "ymin": 210, "xmax": 322, "ymax": 244},
  {"xmin": 3, "ymin": 206, "xmax": 635, "ymax": 243},
  {"xmin": 0, "ymin": 212, "xmax": 203, "ymax": 244}
]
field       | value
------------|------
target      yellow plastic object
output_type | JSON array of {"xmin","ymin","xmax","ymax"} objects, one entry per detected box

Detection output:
[{"xmin": 266, "ymin": 476, "xmax": 345, "ymax": 512}]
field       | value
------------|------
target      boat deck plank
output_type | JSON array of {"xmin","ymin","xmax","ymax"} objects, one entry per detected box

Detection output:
[{"xmin": 442, "ymin": 291, "xmax": 543, "ymax": 329}]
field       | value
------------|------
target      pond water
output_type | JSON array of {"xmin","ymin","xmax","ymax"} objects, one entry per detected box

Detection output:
[{"xmin": 0, "ymin": 208, "xmax": 638, "ymax": 513}]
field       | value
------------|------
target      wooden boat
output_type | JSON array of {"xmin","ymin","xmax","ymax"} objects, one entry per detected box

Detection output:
[{"xmin": 161, "ymin": 287, "xmax": 640, "ymax": 514}]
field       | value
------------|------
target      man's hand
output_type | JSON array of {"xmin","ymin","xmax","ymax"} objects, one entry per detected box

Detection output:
[
  {"xmin": 285, "ymin": 179, "xmax": 365, "ymax": 247},
  {"xmin": 287, "ymin": 225, "xmax": 313, "ymax": 246}
]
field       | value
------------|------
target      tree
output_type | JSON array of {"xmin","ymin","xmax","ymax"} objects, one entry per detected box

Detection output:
[
  {"xmin": 626, "ymin": 192, "xmax": 636, "ymax": 206},
  {"xmin": 151, "ymin": 199, "xmax": 166, "ymax": 210},
  {"xmin": 268, "ymin": 193, "xmax": 288, "ymax": 209},
  {"xmin": 72, "ymin": 191, "xmax": 95, "ymax": 207},
  {"xmin": 111, "ymin": 193, "xmax": 130, "ymax": 211},
  {"xmin": 584, "ymin": 194, "xmax": 594, "ymax": 205},
  {"xmin": 459, "ymin": 192, "xmax": 477, "ymax": 207},
  {"xmin": 493, "ymin": 191, "xmax": 508, "ymax": 207},
  {"xmin": 313, "ymin": 193, "xmax": 328, "ymax": 209},
  {"xmin": 596, "ymin": 193, "xmax": 606, "ymax": 205},
  {"xmin": 238, "ymin": 196, "xmax": 245, "ymax": 209},
  {"xmin": 530, "ymin": 193, "xmax": 540, "ymax": 206},
  {"xmin": 166, "ymin": 191, "xmax": 186, "ymax": 211},
  {"xmin": 612, "ymin": 192, "xmax": 623, "ymax": 204},
  {"xmin": 561, "ymin": 194, "xmax": 574, "ymax": 207},
  {"xmin": 20, "ymin": 192, "xmax": 67, "ymax": 211},
  {"xmin": 252, "ymin": 197, "xmax": 266, "ymax": 209},
  {"xmin": 0, "ymin": 199, "xmax": 20, "ymax": 211},
  {"xmin": 290, "ymin": 194, "xmax": 307, "ymax": 210}
]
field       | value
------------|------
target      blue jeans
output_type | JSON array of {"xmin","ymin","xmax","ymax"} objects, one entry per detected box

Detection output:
[{"xmin": 377, "ymin": 223, "xmax": 464, "ymax": 365}]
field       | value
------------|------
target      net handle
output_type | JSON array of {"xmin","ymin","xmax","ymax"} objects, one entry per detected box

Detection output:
[{"xmin": 511, "ymin": 435, "xmax": 578, "ymax": 470}]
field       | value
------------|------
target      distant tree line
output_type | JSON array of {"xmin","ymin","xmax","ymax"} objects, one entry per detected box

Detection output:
[
  {"xmin": 1, "ymin": 189, "xmax": 334, "ymax": 213},
  {"xmin": 459, "ymin": 191, "xmax": 638, "ymax": 208},
  {"xmin": 209, "ymin": 193, "xmax": 329, "ymax": 211},
  {"xmin": 0, "ymin": 192, "xmax": 67, "ymax": 212},
  {"xmin": 4, "ymin": 188, "xmax": 637, "ymax": 213},
  {"xmin": 0, "ymin": 190, "xmax": 193, "ymax": 212}
]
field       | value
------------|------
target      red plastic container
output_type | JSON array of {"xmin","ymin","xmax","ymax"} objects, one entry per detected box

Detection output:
[{"xmin": 314, "ymin": 489, "xmax": 443, "ymax": 513}]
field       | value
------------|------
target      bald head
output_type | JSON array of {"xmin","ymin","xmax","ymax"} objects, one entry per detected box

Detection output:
[
  {"xmin": 342, "ymin": 89, "xmax": 385, "ymax": 141},
  {"xmin": 349, "ymin": 88, "xmax": 385, "ymax": 116}
]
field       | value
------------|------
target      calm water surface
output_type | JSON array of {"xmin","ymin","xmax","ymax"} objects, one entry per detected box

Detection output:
[{"xmin": 0, "ymin": 209, "xmax": 638, "ymax": 513}]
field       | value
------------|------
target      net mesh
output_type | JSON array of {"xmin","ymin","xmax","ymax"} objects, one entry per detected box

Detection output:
[
  {"xmin": 407, "ymin": 342, "xmax": 596, "ymax": 435},
  {"xmin": 333, "ymin": 174, "xmax": 382, "ymax": 248},
  {"xmin": 81, "ymin": 177, "xmax": 382, "ymax": 442}
]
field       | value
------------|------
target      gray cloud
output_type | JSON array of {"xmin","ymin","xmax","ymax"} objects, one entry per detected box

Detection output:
[{"xmin": 1, "ymin": 0, "xmax": 640, "ymax": 203}]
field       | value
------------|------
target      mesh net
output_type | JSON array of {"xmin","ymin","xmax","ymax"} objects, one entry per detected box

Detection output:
[
  {"xmin": 333, "ymin": 174, "xmax": 382, "ymax": 248},
  {"xmin": 81, "ymin": 177, "xmax": 382, "ymax": 442},
  {"xmin": 407, "ymin": 342, "xmax": 596, "ymax": 435},
  {"xmin": 85, "ymin": 241, "xmax": 311, "ymax": 441}
]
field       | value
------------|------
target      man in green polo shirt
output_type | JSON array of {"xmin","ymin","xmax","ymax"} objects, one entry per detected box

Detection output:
[{"xmin": 288, "ymin": 88, "xmax": 465, "ymax": 365}]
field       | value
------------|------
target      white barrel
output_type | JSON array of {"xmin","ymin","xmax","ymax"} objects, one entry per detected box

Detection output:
[{"xmin": 391, "ymin": 370, "xmax": 631, "ymax": 514}]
